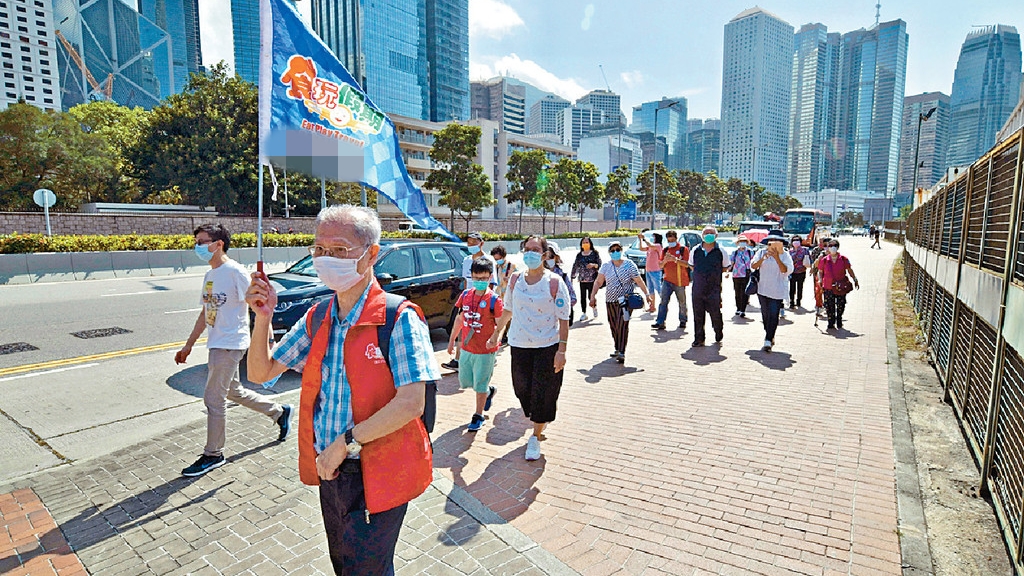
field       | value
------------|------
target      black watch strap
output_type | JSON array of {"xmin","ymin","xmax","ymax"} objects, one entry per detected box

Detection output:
[{"xmin": 345, "ymin": 429, "xmax": 355, "ymax": 445}]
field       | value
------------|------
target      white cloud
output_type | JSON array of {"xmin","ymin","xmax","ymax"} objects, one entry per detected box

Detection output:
[
  {"xmin": 581, "ymin": 4, "xmax": 595, "ymax": 31},
  {"xmin": 620, "ymin": 70, "xmax": 643, "ymax": 89},
  {"xmin": 199, "ymin": 0, "xmax": 234, "ymax": 72},
  {"xmin": 470, "ymin": 0, "xmax": 525, "ymax": 40},
  {"xmin": 473, "ymin": 54, "xmax": 588, "ymax": 102}
]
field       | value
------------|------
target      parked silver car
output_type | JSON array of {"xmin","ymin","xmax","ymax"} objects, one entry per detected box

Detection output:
[{"xmin": 624, "ymin": 229, "xmax": 702, "ymax": 276}]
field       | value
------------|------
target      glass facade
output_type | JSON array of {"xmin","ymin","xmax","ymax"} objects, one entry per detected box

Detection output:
[
  {"xmin": 54, "ymin": 0, "xmax": 174, "ymax": 110},
  {"xmin": 788, "ymin": 23, "xmax": 840, "ymax": 195},
  {"xmin": 897, "ymin": 92, "xmax": 950, "ymax": 194},
  {"xmin": 139, "ymin": 0, "xmax": 202, "ymax": 90},
  {"xmin": 685, "ymin": 128, "xmax": 721, "ymax": 175},
  {"xmin": 631, "ymin": 97, "xmax": 687, "ymax": 170},
  {"xmin": 426, "ymin": 0, "xmax": 468, "ymax": 122},
  {"xmin": 946, "ymin": 25, "xmax": 1022, "ymax": 168},
  {"xmin": 230, "ymin": 0, "xmax": 258, "ymax": 84},
  {"xmin": 471, "ymin": 78, "xmax": 525, "ymax": 133},
  {"xmin": 576, "ymin": 90, "xmax": 623, "ymax": 126}
]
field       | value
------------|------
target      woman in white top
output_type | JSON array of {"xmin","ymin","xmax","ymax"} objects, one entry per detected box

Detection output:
[
  {"xmin": 488, "ymin": 235, "xmax": 571, "ymax": 462},
  {"xmin": 751, "ymin": 229, "xmax": 793, "ymax": 353},
  {"xmin": 588, "ymin": 241, "xmax": 654, "ymax": 364}
]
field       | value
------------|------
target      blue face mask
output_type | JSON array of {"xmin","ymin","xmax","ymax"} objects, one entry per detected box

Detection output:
[
  {"xmin": 610, "ymin": 251, "xmax": 623, "ymax": 261},
  {"xmin": 472, "ymin": 280, "xmax": 489, "ymax": 291},
  {"xmin": 522, "ymin": 251, "xmax": 543, "ymax": 270},
  {"xmin": 195, "ymin": 243, "xmax": 214, "ymax": 262},
  {"xmin": 495, "ymin": 258, "xmax": 505, "ymax": 266},
  {"xmin": 703, "ymin": 234, "xmax": 717, "ymax": 244}
]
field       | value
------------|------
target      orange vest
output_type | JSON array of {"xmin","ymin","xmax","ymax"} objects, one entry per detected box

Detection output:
[
  {"xmin": 662, "ymin": 244, "xmax": 690, "ymax": 287},
  {"xmin": 297, "ymin": 281, "xmax": 433, "ymax": 514}
]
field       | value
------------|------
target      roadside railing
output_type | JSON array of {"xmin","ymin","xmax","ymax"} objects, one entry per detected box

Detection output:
[{"xmin": 903, "ymin": 126, "xmax": 1024, "ymax": 572}]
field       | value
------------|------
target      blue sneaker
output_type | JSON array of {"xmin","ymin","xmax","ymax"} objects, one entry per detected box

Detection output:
[
  {"xmin": 182, "ymin": 454, "xmax": 225, "ymax": 477},
  {"xmin": 467, "ymin": 414, "xmax": 484, "ymax": 432},
  {"xmin": 277, "ymin": 405, "xmax": 292, "ymax": 441},
  {"xmin": 484, "ymin": 386, "xmax": 497, "ymax": 411}
]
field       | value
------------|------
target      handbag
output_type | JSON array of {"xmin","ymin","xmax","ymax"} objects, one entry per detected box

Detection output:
[
  {"xmin": 744, "ymin": 270, "xmax": 760, "ymax": 296},
  {"xmin": 611, "ymin": 262, "xmax": 645, "ymax": 310},
  {"xmin": 831, "ymin": 276, "xmax": 854, "ymax": 296}
]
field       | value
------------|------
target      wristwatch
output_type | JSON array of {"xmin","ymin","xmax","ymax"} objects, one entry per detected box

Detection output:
[{"xmin": 344, "ymin": 429, "xmax": 362, "ymax": 457}]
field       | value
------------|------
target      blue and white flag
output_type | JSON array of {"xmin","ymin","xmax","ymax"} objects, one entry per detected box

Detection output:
[{"xmin": 258, "ymin": 0, "xmax": 458, "ymax": 241}]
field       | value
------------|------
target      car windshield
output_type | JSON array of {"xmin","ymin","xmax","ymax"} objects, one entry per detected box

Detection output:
[
  {"xmin": 782, "ymin": 214, "xmax": 814, "ymax": 235},
  {"xmin": 285, "ymin": 255, "xmax": 317, "ymax": 277},
  {"xmin": 717, "ymin": 238, "xmax": 736, "ymax": 249}
]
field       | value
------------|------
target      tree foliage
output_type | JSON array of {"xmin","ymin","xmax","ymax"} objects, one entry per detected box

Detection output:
[
  {"xmin": 635, "ymin": 162, "xmax": 676, "ymax": 219},
  {"xmin": 425, "ymin": 123, "xmax": 493, "ymax": 230},
  {"xmin": 68, "ymin": 101, "xmax": 150, "ymax": 202},
  {"xmin": 506, "ymin": 149, "xmax": 547, "ymax": 234},
  {"xmin": 604, "ymin": 164, "xmax": 635, "ymax": 230},
  {"xmin": 544, "ymin": 158, "xmax": 604, "ymax": 234}
]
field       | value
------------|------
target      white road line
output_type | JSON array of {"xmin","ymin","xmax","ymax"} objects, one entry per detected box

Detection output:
[
  {"xmin": 101, "ymin": 291, "xmax": 172, "ymax": 297},
  {"xmin": 0, "ymin": 363, "xmax": 99, "ymax": 383},
  {"xmin": 164, "ymin": 308, "xmax": 202, "ymax": 314}
]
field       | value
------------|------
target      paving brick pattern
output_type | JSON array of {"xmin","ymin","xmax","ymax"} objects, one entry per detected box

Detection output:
[
  {"xmin": 0, "ymin": 488, "xmax": 86, "ymax": 576},
  {"xmin": 430, "ymin": 241, "xmax": 902, "ymax": 575}
]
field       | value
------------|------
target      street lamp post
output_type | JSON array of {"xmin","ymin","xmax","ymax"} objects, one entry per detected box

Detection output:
[
  {"xmin": 911, "ymin": 106, "xmax": 937, "ymax": 202},
  {"xmin": 651, "ymin": 100, "xmax": 680, "ymax": 228}
]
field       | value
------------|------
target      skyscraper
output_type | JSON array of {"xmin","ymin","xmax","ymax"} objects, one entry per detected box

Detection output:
[
  {"xmin": 0, "ymin": 0, "xmax": 61, "ymax": 110},
  {"xmin": 231, "ymin": 0, "xmax": 259, "ymax": 84},
  {"xmin": 558, "ymin": 106, "xmax": 605, "ymax": 150},
  {"xmin": 946, "ymin": 25, "xmax": 1022, "ymax": 168},
  {"xmin": 138, "ymin": 0, "xmax": 203, "ymax": 90},
  {"xmin": 575, "ymin": 89, "xmax": 624, "ymax": 127},
  {"xmin": 426, "ymin": 0, "xmax": 469, "ymax": 122},
  {"xmin": 832, "ymin": 19, "xmax": 908, "ymax": 194},
  {"xmin": 528, "ymin": 94, "xmax": 570, "ymax": 137},
  {"xmin": 897, "ymin": 92, "xmax": 950, "ymax": 194},
  {"xmin": 720, "ymin": 7, "xmax": 794, "ymax": 196},
  {"xmin": 686, "ymin": 128, "xmax": 721, "ymax": 175},
  {"xmin": 788, "ymin": 23, "xmax": 840, "ymax": 196},
  {"xmin": 631, "ymin": 97, "xmax": 687, "ymax": 170},
  {"xmin": 471, "ymin": 77, "xmax": 526, "ymax": 134}
]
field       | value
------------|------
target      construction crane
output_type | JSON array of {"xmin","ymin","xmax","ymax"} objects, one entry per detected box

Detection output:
[{"xmin": 54, "ymin": 30, "xmax": 114, "ymax": 100}]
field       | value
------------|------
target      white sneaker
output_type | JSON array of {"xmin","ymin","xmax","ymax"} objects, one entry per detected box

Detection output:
[
  {"xmin": 592, "ymin": 306, "xmax": 599, "ymax": 318},
  {"xmin": 525, "ymin": 436, "xmax": 541, "ymax": 461},
  {"xmin": 580, "ymin": 313, "xmax": 588, "ymax": 321},
  {"xmin": 762, "ymin": 340, "xmax": 773, "ymax": 352}
]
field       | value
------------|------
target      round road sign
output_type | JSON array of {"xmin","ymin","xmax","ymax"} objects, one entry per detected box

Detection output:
[{"xmin": 33, "ymin": 188, "xmax": 56, "ymax": 208}]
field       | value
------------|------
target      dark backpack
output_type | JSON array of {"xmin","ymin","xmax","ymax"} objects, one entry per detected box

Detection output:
[{"xmin": 306, "ymin": 293, "xmax": 437, "ymax": 434}]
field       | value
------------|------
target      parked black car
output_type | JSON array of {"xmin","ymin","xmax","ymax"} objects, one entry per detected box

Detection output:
[{"xmin": 263, "ymin": 240, "xmax": 471, "ymax": 340}]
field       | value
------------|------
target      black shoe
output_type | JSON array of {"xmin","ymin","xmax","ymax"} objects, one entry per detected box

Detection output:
[
  {"xmin": 484, "ymin": 386, "xmax": 497, "ymax": 411},
  {"xmin": 609, "ymin": 350, "xmax": 620, "ymax": 357},
  {"xmin": 827, "ymin": 323, "xmax": 835, "ymax": 330},
  {"xmin": 715, "ymin": 337, "xmax": 723, "ymax": 345},
  {"xmin": 277, "ymin": 405, "xmax": 292, "ymax": 441},
  {"xmin": 616, "ymin": 354, "xmax": 625, "ymax": 364},
  {"xmin": 837, "ymin": 320, "xmax": 844, "ymax": 330},
  {"xmin": 442, "ymin": 359, "xmax": 459, "ymax": 370},
  {"xmin": 652, "ymin": 323, "xmax": 666, "ymax": 330},
  {"xmin": 692, "ymin": 340, "xmax": 705, "ymax": 347},
  {"xmin": 182, "ymin": 454, "xmax": 225, "ymax": 477}
]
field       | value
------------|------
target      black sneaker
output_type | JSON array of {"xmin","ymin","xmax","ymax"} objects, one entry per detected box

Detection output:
[
  {"xmin": 277, "ymin": 405, "xmax": 293, "ymax": 441},
  {"xmin": 442, "ymin": 360, "xmax": 459, "ymax": 370},
  {"xmin": 692, "ymin": 340, "xmax": 705, "ymax": 347},
  {"xmin": 484, "ymin": 386, "xmax": 497, "ymax": 411},
  {"xmin": 616, "ymin": 354, "xmax": 625, "ymax": 364},
  {"xmin": 182, "ymin": 454, "xmax": 225, "ymax": 477},
  {"xmin": 651, "ymin": 323, "xmax": 666, "ymax": 330}
]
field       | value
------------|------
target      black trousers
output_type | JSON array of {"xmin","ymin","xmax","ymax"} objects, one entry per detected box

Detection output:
[
  {"xmin": 789, "ymin": 271, "xmax": 807, "ymax": 306},
  {"xmin": 692, "ymin": 283, "xmax": 723, "ymax": 342},
  {"xmin": 732, "ymin": 276, "xmax": 750, "ymax": 312},
  {"xmin": 510, "ymin": 344, "xmax": 564, "ymax": 423},
  {"xmin": 758, "ymin": 294, "xmax": 783, "ymax": 341},
  {"xmin": 605, "ymin": 301, "xmax": 630, "ymax": 353},
  {"xmin": 824, "ymin": 291, "xmax": 847, "ymax": 326},
  {"xmin": 578, "ymin": 281, "xmax": 595, "ymax": 313},
  {"xmin": 319, "ymin": 462, "xmax": 408, "ymax": 576}
]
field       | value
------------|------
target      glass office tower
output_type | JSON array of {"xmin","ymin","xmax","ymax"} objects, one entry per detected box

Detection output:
[
  {"xmin": 631, "ymin": 97, "xmax": 687, "ymax": 171},
  {"xmin": 426, "ymin": 0, "xmax": 468, "ymax": 122},
  {"xmin": 138, "ymin": 0, "xmax": 202, "ymax": 90},
  {"xmin": 788, "ymin": 23, "xmax": 840, "ymax": 196}
]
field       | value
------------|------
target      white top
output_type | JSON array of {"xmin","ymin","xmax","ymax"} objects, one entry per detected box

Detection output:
[
  {"xmin": 200, "ymin": 260, "xmax": 252, "ymax": 350},
  {"xmin": 503, "ymin": 270, "xmax": 571, "ymax": 348},
  {"xmin": 462, "ymin": 252, "xmax": 499, "ymax": 285},
  {"xmin": 754, "ymin": 248, "xmax": 793, "ymax": 301}
]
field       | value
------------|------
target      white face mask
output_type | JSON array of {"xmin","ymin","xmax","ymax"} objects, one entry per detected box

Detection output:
[
  {"xmin": 313, "ymin": 248, "xmax": 370, "ymax": 292},
  {"xmin": 545, "ymin": 258, "xmax": 556, "ymax": 269},
  {"xmin": 666, "ymin": 241, "xmax": 677, "ymax": 248}
]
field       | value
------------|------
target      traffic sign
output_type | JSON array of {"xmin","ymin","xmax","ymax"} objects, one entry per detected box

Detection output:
[{"xmin": 33, "ymin": 188, "xmax": 56, "ymax": 208}]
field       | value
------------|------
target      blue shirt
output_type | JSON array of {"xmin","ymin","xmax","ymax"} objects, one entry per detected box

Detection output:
[{"xmin": 272, "ymin": 283, "xmax": 442, "ymax": 453}]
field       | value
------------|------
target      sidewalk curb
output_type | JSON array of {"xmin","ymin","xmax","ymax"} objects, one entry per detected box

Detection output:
[
  {"xmin": 886, "ymin": 257, "xmax": 936, "ymax": 576},
  {"xmin": 430, "ymin": 472, "xmax": 581, "ymax": 576}
]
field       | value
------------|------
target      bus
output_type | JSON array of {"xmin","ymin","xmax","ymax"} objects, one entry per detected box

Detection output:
[{"xmin": 782, "ymin": 209, "xmax": 833, "ymax": 245}]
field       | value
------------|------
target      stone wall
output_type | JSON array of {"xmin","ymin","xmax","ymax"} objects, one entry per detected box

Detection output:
[{"xmin": 0, "ymin": 212, "xmax": 625, "ymax": 236}]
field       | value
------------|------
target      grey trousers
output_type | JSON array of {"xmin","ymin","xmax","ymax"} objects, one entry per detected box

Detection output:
[{"xmin": 204, "ymin": 348, "xmax": 282, "ymax": 457}]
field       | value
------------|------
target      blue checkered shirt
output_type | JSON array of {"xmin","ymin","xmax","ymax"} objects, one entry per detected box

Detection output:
[{"xmin": 272, "ymin": 283, "xmax": 442, "ymax": 453}]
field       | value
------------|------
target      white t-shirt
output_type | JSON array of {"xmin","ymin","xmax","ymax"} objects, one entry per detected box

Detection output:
[
  {"xmin": 200, "ymin": 260, "xmax": 252, "ymax": 350},
  {"xmin": 462, "ymin": 252, "xmax": 499, "ymax": 286},
  {"xmin": 503, "ymin": 270, "xmax": 571, "ymax": 348},
  {"xmin": 753, "ymin": 248, "xmax": 793, "ymax": 301}
]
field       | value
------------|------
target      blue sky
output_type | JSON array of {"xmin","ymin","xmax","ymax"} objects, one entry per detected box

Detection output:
[{"xmin": 200, "ymin": 0, "xmax": 1024, "ymax": 120}]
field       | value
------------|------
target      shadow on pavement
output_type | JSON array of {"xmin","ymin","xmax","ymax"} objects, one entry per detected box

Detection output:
[
  {"xmin": 166, "ymin": 363, "xmax": 301, "ymax": 398},
  {"xmin": 744, "ymin": 349, "xmax": 796, "ymax": 371},
  {"xmin": 829, "ymin": 328, "xmax": 863, "ymax": 340},
  {"xmin": 435, "ymin": 371, "xmax": 462, "ymax": 397},
  {"xmin": 681, "ymin": 346, "xmax": 727, "ymax": 366},
  {"xmin": 577, "ymin": 362, "xmax": 644, "ymax": 383}
]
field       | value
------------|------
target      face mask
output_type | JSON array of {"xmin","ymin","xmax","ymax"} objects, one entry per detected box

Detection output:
[
  {"xmin": 828, "ymin": 247, "xmax": 839, "ymax": 254},
  {"xmin": 792, "ymin": 242, "xmax": 801, "ymax": 248},
  {"xmin": 545, "ymin": 259, "xmax": 556, "ymax": 269},
  {"xmin": 472, "ymin": 280, "xmax": 489, "ymax": 291},
  {"xmin": 737, "ymin": 244, "xmax": 747, "ymax": 250},
  {"xmin": 666, "ymin": 241, "xmax": 677, "ymax": 248},
  {"xmin": 495, "ymin": 258, "xmax": 505, "ymax": 266},
  {"xmin": 313, "ymin": 249, "xmax": 369, "ymax": 292},
  {"xmin": 582, "ymin": 243, "xmax": 591, "ymax": 250},
  {"xmin": 194, "ymin": 243, "xmax": 214, "ymax": 262},
  {"xmin": 522, "ymin": 251, "xmax": 543, "ymax": 270},
  {"xmin": 703, "ymin": 234, "xmax": 716, "ymax": 244},
  {"xmin": 610, "ymin": 251, "xmax": 623, "ymax": 261}
]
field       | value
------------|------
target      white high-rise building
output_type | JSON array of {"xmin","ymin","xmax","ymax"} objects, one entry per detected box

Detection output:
[
  {"xmin": 558, "ymin": 106, "xmax": 605, "ymax": 150},
  {"xmin": 577, "ymin": 132, "xmax": 643, "ymax": 182},
  {"xmin": 720, "ymin": 7, "xmax": 794, "ymax": 195},
  {"xmin": 0, "ymin": 0, "xmax": 61, "ymax": 110}
]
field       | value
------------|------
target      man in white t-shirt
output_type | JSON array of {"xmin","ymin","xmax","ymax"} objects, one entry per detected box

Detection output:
[
  {"xmin": 444, "ymin": 232, "xmax": 497, "ymax": 371},
  {"xmin": 174, "ymin": 224, "xmax": 291, "ymax": 477}
]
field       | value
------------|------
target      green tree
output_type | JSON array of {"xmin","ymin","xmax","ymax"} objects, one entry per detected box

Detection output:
[
  {"xmin": 898, "ymin": 204, "xmax": 912, "ymax": 220},
  {"xmin": 635, "ymin": 162, "xmax": 676, "ymax": 225},
  {"xmin": 725, "ymin": 177, "xmax": 751, "ymax": 217},
  {"xmin": 702, "ymin": 171, "xmax": 730, "ymax": 217},
  {"xmin": 567, "ymin": 160, "xmax": 604, "ymax": 233},
  {"xmin": 676, "ymin": 170, "xmax": 706, "ymax": 226},
  {"xmin": 506, "ymin": 149, "xmax": 547, "ymax": 234},
  {"xmin": 425, "ymin": 123, "xmax": 493, "ymax": 231},
  {"xmin": 544, "ymin": 158, "xmax": 604, "ymax": 235},
  {"xmin": 68, "ymin": 101, "xmax": 150, "ymax": 203},
  {"xmin": 129, "ymin": 63, "xmax": 259, "ymax": 212},
  {"xmin": 604, "ymin": 164, "xmax": 635, "ymax": 230}
]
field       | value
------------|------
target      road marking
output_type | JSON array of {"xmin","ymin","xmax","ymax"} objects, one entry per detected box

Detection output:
[
  {"xmin": 165, "ymin": 308, "xmax": 202, "ymax": 314},
  {"xmin": 0, "ymin": 338, "xmax": 207, "ymax": 377},
  {"xmin": 0, "ymin": 363, "xmax": 99, "ymax": 383},
  {"xmin": 101, "ymin": 290, "xmax": 171, "ymax": 297}
]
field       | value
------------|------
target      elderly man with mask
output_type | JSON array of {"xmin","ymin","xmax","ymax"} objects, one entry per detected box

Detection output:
[
  {"xmin": 687, "ymin": 225, "xmax": 727, "ymax": 347},
  {"xmin": 246, "ymin": 205, "xmax": 441, "ymax": 575}
]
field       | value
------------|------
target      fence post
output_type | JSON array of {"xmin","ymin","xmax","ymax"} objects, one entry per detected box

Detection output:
[
  {"xmin": 943, "ymin": 164, "xmax": 976, "ymax": 401},
  {"xmin": 979, "ymin": 130, "xmax": 1024, "ymax": 494}
]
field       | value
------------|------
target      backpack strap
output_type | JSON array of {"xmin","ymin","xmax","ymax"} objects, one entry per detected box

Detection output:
[
  {"xmin": 305, "ymin": 296, "xmax": 333, "ymax": 339},
  {"xmin": 489, "ymin": 293, "xmax": 497, "ymax": 315},
  {"xmin": 549, "ymin": 277, "xmax": 559, "ymax": 300},
  {"xmin": 376, "ymin": 292, "xmax": 407, "ymax": 369},
  {"xmin": 507, "ymin": 271, "xmax": 558, "ymax": 302}
]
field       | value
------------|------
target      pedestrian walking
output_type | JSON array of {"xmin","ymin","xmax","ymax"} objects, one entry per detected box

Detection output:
[
  {"xmin": 688, "ymin": 226, "xmax": 727, "ymax": 347},
  {"xmin": 652, "ymin": 230, "xmax": 690, "ymax": 331},
  {"xmin": 487, "ymin": 235, "xmax": 572, "ymax": 462},
  {"xmin": 751, "ymin": 229, "xmax": 793, "ymax": 352},
  {"xmin": 444, "ymin": 232, "xmax": 497, "ymax": 371},
  {"xmin": 637, "ymin": 232, "xmax": 663, "ymax": 309},
  {"xmin": 545, "ymin": 244, "xmax": 577, "ymax": 325},
  {"xmin": 817, "ymin": 239, "xmax": 861, "ymax": 330},
  {"xmin": 870, "ymin": 225, "xmax": 882, "ymax": 249},
  {"xmin": 727, "ymin": 234, "xmax": 753, "ymax": 317},
  {"xmin": 810, "ymin": 236, "xmax": 830, "ymax": 318},
  {"xmin": 491, "ymin": 245, "xmax": 517, "ymax": 296},
  {"xmin": 245, "ymin": 206, "xmax": 441, "ymax": 575},
  {"xmin": 447, "ymin": 258, "xmax": 502, "ymax": 432},
  {"xmin": 174, "ymin": 224, "xmax": 291, "ymax": 478},
  {"xmin": 788, "ymin": 236, "xmax": 811, "ymax": 309},
  {"xmin": 571, "ymin": 236, "xmax": 601, "ymax": 321},
  {"xmin": 589, "ymin": 241, "xmax": 654, "ymax": 363}
]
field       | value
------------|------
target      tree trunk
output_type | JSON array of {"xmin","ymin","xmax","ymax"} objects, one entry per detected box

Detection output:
[
  {"xmin": 518, "ymin": 200, "xmax": 525, "ymax": 235},
  {"xmin": 614, "ymin": 200, "xmax": 620, "ymax": 231},
  {"xmin": 579, "ymin": 207, "xmax": 585, "ymax": 233},
  {"xmin": 450, "ymin": 209, "xmax": 455, "ymax": 231}
]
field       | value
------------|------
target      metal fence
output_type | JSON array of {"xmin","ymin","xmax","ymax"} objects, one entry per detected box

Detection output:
[{"xmin": 903, "ymin": 126, "xmax": 1024, "ymax": 572}]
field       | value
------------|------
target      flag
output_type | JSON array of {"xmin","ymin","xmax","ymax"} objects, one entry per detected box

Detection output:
[{"xmin": 258, "ymin": 0, "xmax": 459, "ymax": 242}]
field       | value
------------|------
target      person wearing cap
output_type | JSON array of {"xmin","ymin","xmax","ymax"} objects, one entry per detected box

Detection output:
[
  {"xmin": 652, "ymin": 230, "xmax": 689, "ymax": 331},
  {"xmin": 589, "ymin": 241, "xmax": 654, "ymax": 363},
  {"xmin": 751, "ymin": 229, "xmax": 793, "ymax": 352},
  {"xmin": 788, "ymin": 235, "xmax": 812, "ymax": 309},
  {"xmin": 687, "ymin": 226, "xmax": 727, "ymax": 347},
  {"xmin": 818, "ymin": 238, "xmax": 860, "ymax": 330},
  {"xmin": 444, "ymin": 232, "xmax": 497, "ymax": 371},
  {"xmin": 727, "ymin": 234, "xmax": 753, "ymax": 317}
]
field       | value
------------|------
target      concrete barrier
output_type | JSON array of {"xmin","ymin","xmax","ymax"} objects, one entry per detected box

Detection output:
[
  {"xmin": 110, "ymin": 251, "xmax": 153, "ymax": 278},
  {"xmin": 25, "ymin": 253, "xmax": 77, "ymax": 283},
  {"xmin": 71, "ymin": 252, "xmax": 116, "ymax": 281},
  {"xmin": 0, "ymin": 253, "xmax": 31, "ymax": 285},
  {"xmin": 148, "ymin": 251, "xmax": 185, "ymax": 277}
]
